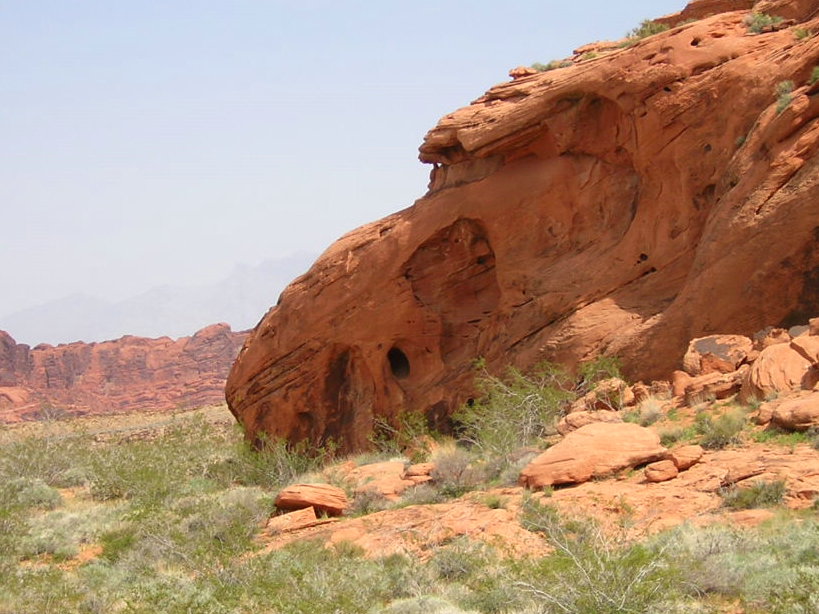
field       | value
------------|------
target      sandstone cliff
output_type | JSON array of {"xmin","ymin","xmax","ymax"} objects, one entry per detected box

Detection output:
[
  {"xmin": 0, "ymin": 324, "xmax": 246, "ymax": 421},
  {"xmin": 227, "ymin": 0, "xmax": 819, "ymax": 451}
]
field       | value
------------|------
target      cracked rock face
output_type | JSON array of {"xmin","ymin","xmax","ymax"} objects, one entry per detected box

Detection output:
[{"xmin": 227, "ymin": 0, "xmax": 819, "ymax": 451}]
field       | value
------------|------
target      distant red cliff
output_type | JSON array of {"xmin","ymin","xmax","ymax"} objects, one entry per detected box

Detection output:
[{"xmin": 0, "ymin": 323, "xmax": 247, "ymax": 422}]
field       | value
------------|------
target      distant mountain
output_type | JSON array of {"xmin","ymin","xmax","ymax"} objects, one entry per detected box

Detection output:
[{"xmin": 0, "ymin": 253, "xmax": 316, "ymax": 346}]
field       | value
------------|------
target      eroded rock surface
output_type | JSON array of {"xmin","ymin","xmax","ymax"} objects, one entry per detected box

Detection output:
[
  {"xmin": 228, "ymin": 1, "xmax": 819, "ymax": 451},
  {"xmin": 0, "ymin": 324, "xmax": 246, "ymax": 421}
]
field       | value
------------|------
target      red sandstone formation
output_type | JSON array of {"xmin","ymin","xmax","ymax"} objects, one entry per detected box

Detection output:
[
  {"xmin": 227, "ymin": 0, "xmax": 819, "ymax": 451},
  {"xmin": 0, "ymin": 323, "xmax": 246, "ymax": 421}
]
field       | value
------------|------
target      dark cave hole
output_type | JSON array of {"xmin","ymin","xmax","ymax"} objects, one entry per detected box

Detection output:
[{"xmin": 387, "ymin": 347, "xmax": 411, "ymax": 379}]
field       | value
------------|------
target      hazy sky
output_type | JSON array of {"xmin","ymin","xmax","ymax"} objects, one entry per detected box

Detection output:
[{"xmin": 2, "ymin": 0, "xmax": 684, "ymax": 317}]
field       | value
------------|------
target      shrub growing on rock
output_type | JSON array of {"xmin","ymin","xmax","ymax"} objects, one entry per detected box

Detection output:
[
  {"xmin": 744, "ymin": 12, "xmax": 784, "ymax": 34},
  {"xmin": 628, "ymin": 19, "xmax": 670, "ymax": 39}
]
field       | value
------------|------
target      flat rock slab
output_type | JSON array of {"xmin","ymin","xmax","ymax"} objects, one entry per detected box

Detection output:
[
  {"xmin": 519, "ymin": 422, "xmax": 667, "ymax": 489},
  {"xmin": 275, "ymin": 483, "xmax": 350, "ymax": 516}
]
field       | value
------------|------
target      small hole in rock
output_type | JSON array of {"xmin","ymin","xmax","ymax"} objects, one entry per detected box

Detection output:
[
  {"xmin": 388, "ymin": 347, "xmax": 411, "ymax": 379},
  {"xmin": 691, "ymin": 37, "xmax": 701, "ymax": 46},
  {"xmin": 704, "ymin": 144, "xmax": 712, "ymax": 152},
  {"xmin": 639, "ymin": 253, "xmax": 649, "ymax": 262}
]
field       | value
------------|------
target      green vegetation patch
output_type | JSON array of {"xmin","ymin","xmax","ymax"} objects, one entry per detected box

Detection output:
[
  {"xmin": 744, "ymin": 12, "xmax": 784, "ymax": 34},
  {"xmin": 628, "ymin": 19, "xmax": 670, "ymax": 40},
  {"xmin": 721, "ymin": 479, "xmax": 787, "ymax": 509}
]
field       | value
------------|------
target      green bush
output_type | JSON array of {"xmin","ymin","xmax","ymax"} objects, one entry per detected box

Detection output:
[
  {"xmin": 531, "ymin": 60, "xmax": 572, "ymax": 72},
  {"xmin": 454, "ymin": 362, "xmax": 572, "ymax": 465},
  {"xmin": 576, "ymin": 356, "xmax": 622, "ymax": 393},
  {"xmin": 696, "ymin": 410, "xmax": 746, "ymax": 449},
  {"xmin": 775, "ymin": 80, "xmax": 795, "ymax": 114},
  {"xmin": 811, "ymin": 66, "xmax": 819, "ymax": 85},
  {"xmin": 628, "ymin": 19, "xmax": 670, "ymax": 39},
  {"xmin": 3, "ymin": 477, "xmax": 63, "ymax": 510},
  {"xmin": 744, "ymin": 12, "xmax": 784, "ymax": 34},
  {"xmin": 430, "ymin": 447, "xmax": 485, "ymax": 498},
  {"xmin": 794, "ymin": 27, "xmax": 812, "ymax": 40},
  {"xmin": 721, "ymin": 479, "xmax": 786, "ymax": 509},
  {"xmin": 370, "ymin": 411, "xmax": 431, "ymax": 461},
  {"xmin": 518, "ymin": 498, "xmax": 683, "ymax": 613}
]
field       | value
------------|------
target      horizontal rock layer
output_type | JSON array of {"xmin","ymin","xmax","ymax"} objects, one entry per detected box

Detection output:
[
  {"xmin": 228, "ymin": 0, "xmax": 819, "ymax": 451},
  {"xmin": 0, "ymin": 323, "xmax": 246, "ymax": 421}
]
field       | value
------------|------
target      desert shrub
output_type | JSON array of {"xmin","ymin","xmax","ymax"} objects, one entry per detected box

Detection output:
[
  {"xmin": 0, "ymin": 431, "xmax": 90, "ymax": 488},
  {"xmin": 349, "ymin": 489, "xmax": 392, "ymax": 516},
  {"xmin": 378, "ymin": 597, "xmax": 472, "ymax": 614},
  {"xmin": 19, "ymin": 504, "xmax": 122, "ymax": 561},
  {"xmin": 454, "ymin": 362, "xmax": 572, "ymax": 464},
  {"xmin": 775, "ymin": 79, "xmax": 795, "ymax": 113},
  {"xmin": 432, "ymin": 538, "xmax": 492, "ymax": 581},
  {"xmin": 794, "ymin": 27, "xmax": 812, "ymax": 40},
  {"xmin": 744, "ymin": 12, "xmax": 784, "ymax": 34},
  {"xmin": 662, "ymin": 520, "xmax": 819, "ymax": 612},
  {"xmin": 576, "ymin": 356, "xmax": 622, "ymax": 393},
  {"xmin": 659, "ymin": 425, "xmax": 697, "ymax": 447},
  {"xmin": 721, "ymin": 479, "xmax": 786, "ymax": 509},
  {"xmin": 696, "ymin": 410, "xmax": 746, "ymax": 449},
  {"xmin": 3, "ymin": 477, "xmax": 62, "ymax": 510},
  {"xmin": 531, "ymin": 60, "xmax": 572, "ymax": 72},
  {"xmin": 628, "ymin": 19, "xmax": 670, "ymax": 39},
  {"xmin": 811, "ymin": 66, "xmax": 819, "ymax": 85},
  {"xmin": 430, "ymin": 447, "xmax": 485, "ymax": 498},
  {"xmin": 626, "ymin": 398, "xmax": 664, "ymax": 427},
  {"xmin": 518, "ymin": 498, "xmax": 683, "ymax": 613},
  {"xmin": 396, "ymin": 483, "xmax": 447, "ymax": 507},
  {"xmin": 370, "ymin": 411, "xmax": 432, "ymax": 461}
]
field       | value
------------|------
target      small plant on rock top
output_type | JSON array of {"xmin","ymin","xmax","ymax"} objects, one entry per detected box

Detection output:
[
  {"xmin": 744, "ymin": 12, "xmax": 784, "ymax": 34},
  {"xmin": 531, "ymin": 60, "xmax": 573, "ymax": 72},
  {"xmin": 628, "ymin": 19, "xmax": 670, "ymax": 39},
  {"xmin": 775, "ymin": 80, "xmax": 795, "ymax": 114},
  {"xmin": 810, "ymin": 66, "xmax": 819, "ymax": 85}
]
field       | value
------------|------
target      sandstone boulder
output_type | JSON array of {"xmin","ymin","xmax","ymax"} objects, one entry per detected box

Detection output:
[
  {"xmin": 518, "ymin": 423, "xmax": 667, "ymax": 489},
  {"xmin": 682, "ymin": 335, "xmax": 753, "ymax": 377},
  {"xmin": 684, "ymin": 366, "xmax": 748, "ymax": 405},
  {"xmin": 345, "ymin": 461, "xmax": 417, "ymax": 500},
  {"xmin": 645, "ymin": 460, "xmax": 679, "ymax": 483},
  {"xmin": 668, "ymin": 444, "xmax": 705, "ymax": 471},
  {"xmin": 275, "ymin": 484, "xmax": 350, "ymax": 516},
  {"xmin": 771, "ymin": 393, "xmax": 819, "ymax": 431},
  {"xmin": 556, "ymin": 410, "xmax": 623, "ymax": 435},
  {"xmin": 406, "ymin": 462, "xmax": 435, "ymax": 477},
  {"xmin": 266, "ymin": 507, "xmax": 337, "ymax": 534},
  {"xmin": 753, "ymin": 327, "xmax": 791, "ymax": 351},
  {"xmin": 741, "ymin": 342, "xmax": 819, "ymax": 402},
  {"xmin": 791, "ymin": 335, "xmax": 819, "ymax": 364},
  {"xmin": 672, "ymin": 370, "xmax": 694, "ymax": 398}
]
